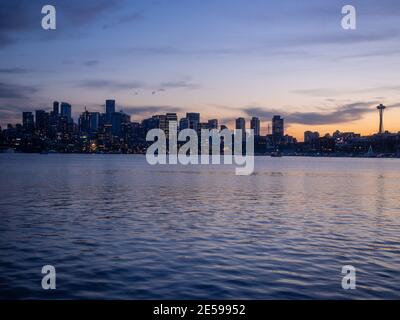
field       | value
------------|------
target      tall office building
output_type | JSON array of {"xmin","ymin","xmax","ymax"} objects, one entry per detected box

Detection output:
[
  {"xmin": 208, "ymin": 119, "xmax": 218, "ymax": 130},
  {"xmin": 60, "ymin": 102, "xmax": 72, "ymax": 120},
  {"xmin": 197, "ymin": 122, "xmax": 210, "ymax": 132},
  {"xmin": 235, "ymin": 117, "xmax": 245, "ymax": 130},
  {"xmin": 151, "ymin": 114, "xmax": 167, "ymax": 132},
  {"xmin": 121, "ymin": 111, "xmax": 131, "ymax": 124},
  {"xmin": 53, "ymin": 101, "xmax": 59, "ymax": 115},
  {"xmin": 186, "ymin": 112, "xmax": 200, "ymax": 131},
  {"xmin": 111, "ymin": 112, "xmax": 122, "ymax": 137},
  {"xmin": 250, "ymin": 117, "xmax": 261, "ymax": 136},
  {"xmin": 22, "ymin": 112, "xmax": 34, "ymax": 132},
  {"xmin": 48, "ymin": 102, "xmax": 59, "ymax": 136},
  {"xmin": 110, "ymin": 110, "xmax": 130, "ymax": 137},
  {"xmin": 142, "ymin": 116, "xmax": 161, "ymax": 132},
  {"xmin": 235, "ymin": 117, "xmax": 246, "ymax": 130},
  {"xmin": 106, "ymin": 100, "xmax": 116, "ymax": 123},
  {"xmin": 179, "ymin": 118, "xmax": 190, "ymax": 131},
  {"xmin": 165, "ymin": 113, "xmax": 177, "ymax": 135},
  {"xmin": 272, "ymin": 115, "xmax": 284, "ymax": 138},
  {"xmin": 106, "ymin": 100, "xmax": 115, "ymax": 114},
  {"xmin": 197, "ymin": 122, "xmax": 210, "ymax": 141},
  {"xmin": 235, "ymin": 117, "xmax": 246, "ymax": 140},
  {"xmin": 89, "ymin": 112, "xmax": 100, "ymax": 133},
  {"xmin": 166, "ymin": 113, "xmax": 178, "ymax": 123},
  {"xmin": 35, "ymin": 110, "xmax": 49, "ymax": 133},
  {"xmin": 79, "ymin": 110, "xmax": 91, "ymax": 133}
]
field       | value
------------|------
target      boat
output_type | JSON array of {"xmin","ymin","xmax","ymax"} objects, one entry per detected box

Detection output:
[
  {"xmin": 365, "ymin": 145, "xmax": 376, "ymax": 158},
  {"xmin": 271, "ymin": 150, "xmax": 283, "ymax": 157}
]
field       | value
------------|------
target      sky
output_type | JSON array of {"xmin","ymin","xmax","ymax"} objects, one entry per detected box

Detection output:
[{"xmin": 1, "ymin": 0, "xmax": 400, "ymax": 140}]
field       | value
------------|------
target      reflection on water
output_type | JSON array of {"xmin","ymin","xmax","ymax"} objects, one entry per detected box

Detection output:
[{"xmin": 0, "ymin": 154, "xmax": 400, "ymax": 299}]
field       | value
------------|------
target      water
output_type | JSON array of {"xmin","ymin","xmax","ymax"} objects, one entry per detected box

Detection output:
[{"xmin": 0, "ymin": 154, "xmax": 400, "ymax": 299}]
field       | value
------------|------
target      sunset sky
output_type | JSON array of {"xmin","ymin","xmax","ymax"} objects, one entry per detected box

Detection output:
[{"xmin": 1, "ymin": 0, "xmax": 400, "ymax": 140}]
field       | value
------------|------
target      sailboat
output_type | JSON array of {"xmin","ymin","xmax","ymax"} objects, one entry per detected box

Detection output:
[{"xmin": 366, "ymin": 145, "xmax": 375, "ymax": 157}]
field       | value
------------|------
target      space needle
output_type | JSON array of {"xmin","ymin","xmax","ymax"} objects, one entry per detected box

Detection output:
[{"xmin": 377, "ymin": 104, "xmax": 386, "ymax": 134}]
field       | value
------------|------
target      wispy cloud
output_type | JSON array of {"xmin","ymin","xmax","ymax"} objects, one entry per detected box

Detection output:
[
  {"xmin": 293, "ymin": 88, "xmax": 340, "ymax": 97},
  {"xmin": 83, "ymin": 60, "xmax": 100, "ymax": 67},
  {"xmin": 0, "ymin": 102, "xmax": 41, "ymax": 125},
  {"xmin": 0, "ymin": 82, "xmax": 38, "ymax": 99},
  {"xmin": 122, "ymin": 105, "xmax": 183, "ymax": 116},
  {"xmin": 294, "ymin": 85, "xmax": 400, "ymax": 98},
  {"xmin": 122, "ymin": 45, "xmax": 250, "ymax": 57},
  {"xmin": 78, "ymin": 79, "xmax": 144, "ymax": 90},
  {"xmin": 0, "ymin": 0, "xmax": 124, "ymax": 47},
  {"xmin": 0, "ymin": 67, "xmax": 32, "ymax": 74},
  {"xmin": 59, "ymin": 0, "xmax": 124, "ymax": 26},
  {"xmin": 78, "ymin": 78, "xmax": 200, "ymax": 92},
  {"xmin": 278, "ymin": 30, "xmax": 399, "ymax": 48},
  {"xmin": 159, "ymin": 79, "xmax": 200, "ymax": 90},
  {"xmin": 242, "ymin": 101, "xmax": 384, "ymax": 125}
]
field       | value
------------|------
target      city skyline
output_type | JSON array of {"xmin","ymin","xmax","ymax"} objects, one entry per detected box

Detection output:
[
  {"xmin": 3, "ymin": 98, "xmax": 400, "ymax": 158},
  {"xmin": 2, "ymin": 98, "xmax": 398, "ymax": 142},
  {"xmin": 1, "ymin": 0, "xmax": 400, "ymax": 139}
]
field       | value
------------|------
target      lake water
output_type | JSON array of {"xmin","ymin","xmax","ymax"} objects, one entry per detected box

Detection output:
[{"xmin": 0, "ymin": 154, "xmax": 400, "ymax": 299}]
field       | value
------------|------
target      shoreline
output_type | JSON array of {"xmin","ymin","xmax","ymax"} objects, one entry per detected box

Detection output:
[{"xmin": 1, "ymin": 151, "xmax": 399, "ymax": 159}]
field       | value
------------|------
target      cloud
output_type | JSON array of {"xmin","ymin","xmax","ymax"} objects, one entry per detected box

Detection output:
[
  {"xmin": 122, "ymin": 45, "xmax": 261, "ymax": 57},
  {"xmin": 0, "ymin": 103, "xmax": 32, "ymax": 114},
  {"xmin": 278, "ymin": 30, "xmax": 399, "ymax": 48},
  {"xmin": 0, "ymin": 81, "xmax": 41, "ymax": 125},
  {"xmin": 388, "ymin": 102, "xmax": 400, "ymax": 108},
  {"xmin": 78, "ymin": 79, "xmax": 144, "ymax": 90},
  {"xmin": 57, "ymin": 0, "xmax": 125, "ymax": 27},
  {"xmin": 370, "ymin": 86, "xmax": 400, "ymax": 92},
  {"xmin": 0, "ymin": 0, "xmax": 124, "ymax": 47},
  {"xmin": 0, "ymin": 67, "xmax": 32, "ymax": 74},
  {"xmin": 293, "ymin": 88, "xmax": 340, "ymax": 97},
  {"xmin": 0, "ymin": 110, "xmax": 20, "ymax": 125},
  {"xmin": 242, "ymin": 101, "xmax": 385, "ymax": 125},
  {"xmin": 336, "ymin": 47, "xmax": 400, "ymax": 60},
  {"xmin": 0, "ymin": 33, "xmax": 15, "ymax": 47},
  {"xmin": 0, "ymin": 82, "xmax": 38, "ymax": 99},
  {"xmin": 0, "ymin": 1, "xmax": 36, "ymax": 47},
  {"xmin": 120, "ymin": 105, "xmax": 183, "ymax": 117},
  {"xmin": 83, "ymin": 60, "xmax": 100, "ymax": 67},
  {"xmin": 294, "ymin": 85, "xmax": 400, "ymax": 98},
  {"xmin": 0, "ymin": 103, "xmax": 40, "ymax": 125},
  {"xmin": 79, "ymin": 78, "xmax": 200, "ymax": 92},
  {"xmin": 159, "ymin": 79, "xmax": 199, "ymax": 90},
  {"xmin": 121, "ymin": 32, "xmax": 393, "ymax": 60}
]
